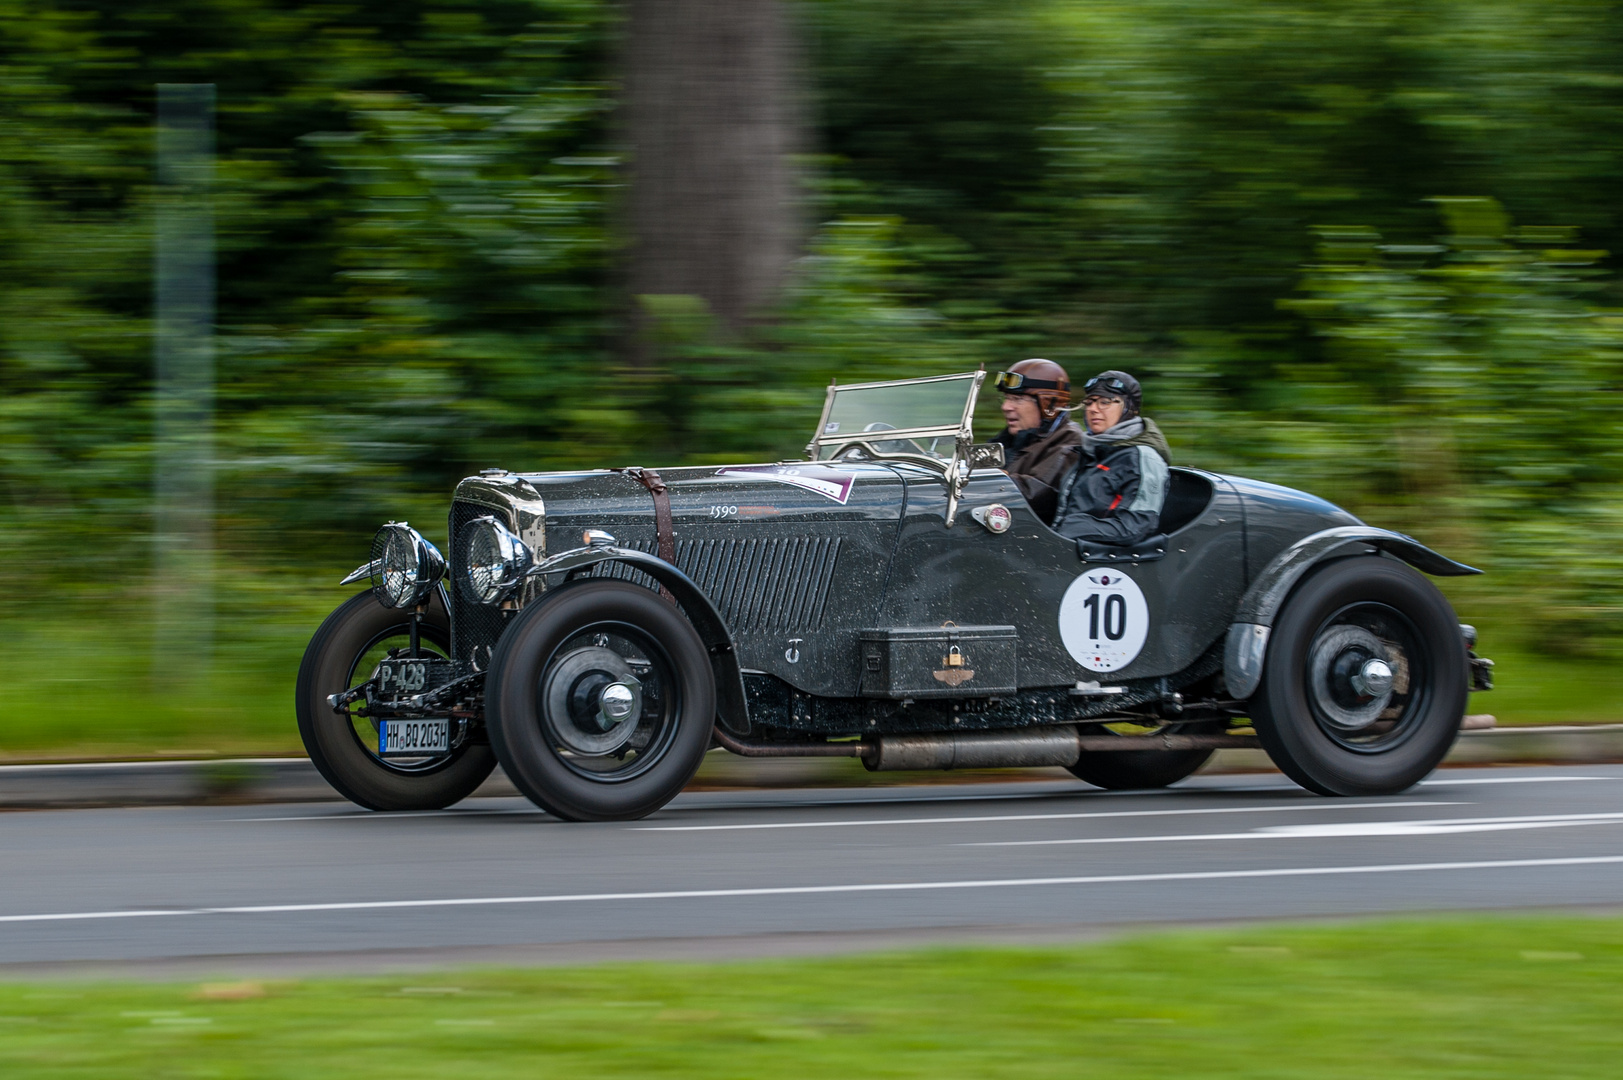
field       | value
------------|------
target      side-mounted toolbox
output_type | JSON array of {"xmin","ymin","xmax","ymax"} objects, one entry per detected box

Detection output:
[{"xmin": 858, "ymin": 624, "xmax": 1018, "ymax": 699}]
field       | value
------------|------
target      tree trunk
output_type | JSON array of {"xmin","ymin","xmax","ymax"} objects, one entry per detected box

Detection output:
[{"xmin": 621, "ymin": 0, "xmax": 803, "ymax": 344}]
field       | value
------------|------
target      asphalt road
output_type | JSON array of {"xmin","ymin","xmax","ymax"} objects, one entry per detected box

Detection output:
[{"xmin": 4, "ymin": 763, "xmax": 1623, "ymax": 977}]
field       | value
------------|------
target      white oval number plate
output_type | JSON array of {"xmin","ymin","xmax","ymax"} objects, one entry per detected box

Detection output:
[{"xmin": 1060, "ymin": 569, "xmax": 1149, "ymax": 673}]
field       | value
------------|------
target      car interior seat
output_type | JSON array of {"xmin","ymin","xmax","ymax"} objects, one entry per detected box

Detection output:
[
  {"xmin": 1075, "ymin": 470, "xmax": 1214, "ymax": 564},
  {"xmin": 1158, "ymin": 469, "xmax": 1214, "ymax": 534}
]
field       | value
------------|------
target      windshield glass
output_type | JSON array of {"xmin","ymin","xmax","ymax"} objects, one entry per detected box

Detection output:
[{"xmin": 811, "ymin": 373, "xmax": 980, "ymax": 461}]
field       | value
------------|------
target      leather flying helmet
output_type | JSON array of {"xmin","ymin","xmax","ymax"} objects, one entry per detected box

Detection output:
[
  {"xmin": 993, "ymin": 358, "xmax": 1072, "ymax": 421},
  {"xmin": 1081, "ymin": 369, "xmax": 1142, "ymax": 419}
]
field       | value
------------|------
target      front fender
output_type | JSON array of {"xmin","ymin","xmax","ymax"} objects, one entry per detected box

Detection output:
[
  {"xmin": 1223, "ymin": 527, "xmax": 1480, "ymax": 700},
  {"xmin": 528, "ymin": 545, "xmax": 749, "ymax": 733}
]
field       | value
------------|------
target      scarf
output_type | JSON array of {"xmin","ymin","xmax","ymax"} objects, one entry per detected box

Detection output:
[{"xmin": 1081, "ymin": 415, "xmax": 1144, "ymax": 456}]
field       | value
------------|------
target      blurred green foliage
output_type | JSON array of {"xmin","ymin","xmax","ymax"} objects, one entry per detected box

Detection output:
[{"xmin": 4, "ymin": 0, "xmax": 1623, "ymax": 752}]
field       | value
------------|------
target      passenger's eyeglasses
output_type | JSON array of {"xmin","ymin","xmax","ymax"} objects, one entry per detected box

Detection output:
[{"xmin": 994, "ymin": 371, "xmax": 1065, "ymax": 393}]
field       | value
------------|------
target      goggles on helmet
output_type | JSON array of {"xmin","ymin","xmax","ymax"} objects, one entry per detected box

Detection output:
[
  {"xmin": 994, "ymin": 371, "xmax": 1065, "ymax": 394},
  {"xmin": 1082, "ymin": 375, "xmax": 1128, "ymax": 398}
]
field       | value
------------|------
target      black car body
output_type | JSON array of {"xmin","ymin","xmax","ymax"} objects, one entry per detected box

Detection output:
[{"xmin": 298, "ymin": 372, "xmax": 1493, "ymax": 818}]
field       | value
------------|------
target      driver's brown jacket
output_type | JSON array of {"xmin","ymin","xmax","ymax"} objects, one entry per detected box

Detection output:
[{"xmin": 991, "ymin": 413, "xmax": 1085, "ymax": 524}]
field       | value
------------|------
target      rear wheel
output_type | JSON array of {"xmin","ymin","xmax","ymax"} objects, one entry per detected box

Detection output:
[
  {"xmin": 1066, "ymin": 721, "xmax": 1220, "ymax": 790},
  {"xmin": 296, "ymin": 590, "xmax": 496, "ymax": 810},
  {"xmin": 1250, "ymin": 556, "xmax": 1466, "ymax": 796},
  {"xmin": 486, "ymin": 581, "xmax": 716, "ymax": 821}
]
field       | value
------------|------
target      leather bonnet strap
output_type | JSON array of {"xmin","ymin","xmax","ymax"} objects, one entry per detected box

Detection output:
[
  {"xmin": 620, "ymin": 467, "xmax": 677, "ymax": 602},
  {"xmin": 629, "ymin": 468, "xmax": 675, "ymax": 565}
]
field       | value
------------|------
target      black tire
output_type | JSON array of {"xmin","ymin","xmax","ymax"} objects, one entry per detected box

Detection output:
[
  {"xmin": 1066, "ymin": 722, "xmax": 1220, "ymax": 790},
  {"xmin": 1250, "ymin": 555, "xmax": 1467, "ymax": 796},
  {"xmin": 487, "ymin": 580, "xmax": 716, "ymax": 821},
  {"xmin": 295, "ymin": 590, "xmax": 496, "ymax": 810}
]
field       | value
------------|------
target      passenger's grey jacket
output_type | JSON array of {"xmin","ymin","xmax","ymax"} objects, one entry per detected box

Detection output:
[
  {"xmin": 991, "ymin": 412, "xmax": 1084, "ymax": 524},
  {"xmin": 1050, "ymin": 416, "xmax": 1171, "ymax": 546}
]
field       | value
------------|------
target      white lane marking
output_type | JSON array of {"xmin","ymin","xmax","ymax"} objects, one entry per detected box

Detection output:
[
  {"xmin": 218, "ymin": 774, "xmax": 1617, "ymax": 822},
  {"xmin": 969, "ymin": 811, "xmax": 1623, "ymax": 847},
  {"xmin": 1421, "ymin": 776, "xmax": 1616, "ymax": 786},
  {"xmin": 2, "ymin": 855, "xmax": 1622, "ymax": 925},
  {"xmin": 630, "ymin": 800, "xmax": 1456, "ymax": 833}
]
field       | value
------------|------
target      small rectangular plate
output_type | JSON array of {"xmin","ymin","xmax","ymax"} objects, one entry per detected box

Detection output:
[
  {"xmin": 376, "ymin": 658, "xmax": 438, "ymax": 697},
  {"xmin": 379, "ymin": 719, "xmax": 449, "ymax": 756}
]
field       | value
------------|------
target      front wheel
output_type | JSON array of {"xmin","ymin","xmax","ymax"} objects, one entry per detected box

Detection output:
[
  {"xmin": 296, "ymin": 590, "xmax": 496, "ymax": 810},
  {"xmin": 1250, "ymin": 556, "xmax": 1467, "ymax": 796},
  {"xmin": 486, "ymin": 580, "xmax": 716, "ymax": 821}
]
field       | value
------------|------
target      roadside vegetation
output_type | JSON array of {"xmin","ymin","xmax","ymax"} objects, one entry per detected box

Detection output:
[
  {"xmin": 6, "ymin": 1, "xmax": 1623, "ymax": 755},
  {"xmin": 1, "ymin": 915, "xmax": 1621, "ymax": 1076}
]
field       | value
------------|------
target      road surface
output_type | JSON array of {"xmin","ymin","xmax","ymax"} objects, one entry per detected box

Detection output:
[{"xmin": 3, "ymin": 764, "xmax": 1621, "ymax": 976}]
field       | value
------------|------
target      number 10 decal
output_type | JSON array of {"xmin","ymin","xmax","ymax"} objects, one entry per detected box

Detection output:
[
  {"xmin": 1082, "ymin": 592, "xmax": 1129, "ymax": 640},
  {"xmin": 1059, "ymin": 569, "xmax": 1149, "ymax": 673}
]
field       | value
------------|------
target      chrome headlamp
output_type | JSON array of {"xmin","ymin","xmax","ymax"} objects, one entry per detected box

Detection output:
[
  {"xmin": 369, "ymin": 523, "xmax": 446, "ymax": 609},
  {"xmin": 465, "ymin": 515, "xmax": 534, "ymax": 605}
]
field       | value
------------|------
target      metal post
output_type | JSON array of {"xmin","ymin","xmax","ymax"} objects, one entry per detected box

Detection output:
[{"xmin": 152, "ymin": 85, "xmax": 215, "ymax": 684}]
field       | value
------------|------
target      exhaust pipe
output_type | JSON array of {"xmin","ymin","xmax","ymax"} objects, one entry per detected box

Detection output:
[
  {"xmin": 713, "ymin": 725, "xmax": 1260, "ymax": 769},
  {"xmin": 711, "ymin": 727, "xmax": 868, "ymax": 758},
  {"xmin": 865, "ymin": 726, "xmax": 1083, "ymax": 771},
  {"xmin": 865, "ymin": 727, "xmax": 1260, "ymax": 770}
]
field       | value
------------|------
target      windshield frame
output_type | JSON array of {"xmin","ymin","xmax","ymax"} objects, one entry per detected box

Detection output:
[{"xmin": 804, "ymin": 371, "xmax": 984, "ymax": 465}]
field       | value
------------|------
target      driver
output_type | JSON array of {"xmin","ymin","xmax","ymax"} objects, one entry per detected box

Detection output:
[
  {"xmin": 990, "ymin": 359, "xmax": 1083, "ymax": 523},
  {"xmin": 1051, "ymin": 370, "xmax": 1170, "ymax": 547}
]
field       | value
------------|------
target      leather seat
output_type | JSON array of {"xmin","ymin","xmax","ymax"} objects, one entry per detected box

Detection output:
[{"xmin": 1077, "ymin": 533, "xmax": 1169, "ymax": 564}]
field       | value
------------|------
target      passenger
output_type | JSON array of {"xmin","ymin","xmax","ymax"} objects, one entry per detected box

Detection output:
[
  {"xmin": 1050, "ymin": 370, "xmax": 1170, "ymax": 547},
  {"xmin": 990, "ymin": 359, "xmax": 1084, "ymax": 524}
]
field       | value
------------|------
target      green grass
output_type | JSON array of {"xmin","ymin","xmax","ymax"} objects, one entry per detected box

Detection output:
[
  {"xmin": 1464, "ymin": 640, "xmax": 1623, "ymax": 725},
  {"xmin": 2, "ymin": 916, "xmax": 1621, "ymax": 1077},
  {"xmin": 1436, "ymin": 579, "xmax": 1623, "ymax": 727},
  {"xmin": 0, "ymin": 573, "xmax": 336, "ymax": 760}
]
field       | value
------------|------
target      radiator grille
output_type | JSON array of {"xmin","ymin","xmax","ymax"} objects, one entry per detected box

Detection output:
[
  {"xmin": 595, "ymin": 536, "xmax": 842, "ymax": 633},
  {"xmin": 448, "ymin": 499, "xmax": 512, "ymax": 668}
]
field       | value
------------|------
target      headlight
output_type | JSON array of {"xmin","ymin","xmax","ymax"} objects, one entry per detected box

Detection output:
[
  {"xmin": 466, "ymin": 516, "xmax": 534, "ymax": 605},
  {"xmin": 369, "ymin": 523, "xmax": 446, "ymax": 609}
]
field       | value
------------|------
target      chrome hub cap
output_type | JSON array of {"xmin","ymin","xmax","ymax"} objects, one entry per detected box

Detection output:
[
  {"xmin": 599, "ymin": 682, "xmax": 637, "ymax": 724},
  {"xmin": 542, "ymin": 646, "xmax": 644, "ymax": 756},
  {"xmin": 1307, "ymin": 625, "xmax": 1394, "ymax": 731},
  {"xmin": 1351, "ymin": 657, "xmax": 1394, "ymax": 698}
]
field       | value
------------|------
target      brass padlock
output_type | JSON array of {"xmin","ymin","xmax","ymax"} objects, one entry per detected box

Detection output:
[{"xmin": 933, "ymin": 642, "xmax": 975, "ymax": 687}]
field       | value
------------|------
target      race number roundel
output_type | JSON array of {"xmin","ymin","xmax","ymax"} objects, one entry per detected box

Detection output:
[{"xmin": 1059, "ymin": 569, "xmax": 1149, "ymax": 673}]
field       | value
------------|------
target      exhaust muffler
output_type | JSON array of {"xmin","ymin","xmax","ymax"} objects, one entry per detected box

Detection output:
[
  {"xmin": 864, "ymin": 726, "xmax": 1083, "ymax": 771},
  {"xmin": 712, "ymin": 725, "xmax": 1259, "ymax": 769}
]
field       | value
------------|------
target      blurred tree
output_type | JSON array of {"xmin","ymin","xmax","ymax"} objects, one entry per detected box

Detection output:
[
  {"xmin": 1295, "ymin": 200, "xmax": 1623, "ymax": 648},
  {"xmin": 0, "ymin": 0, "xmax": 615, "ymax": 568},
  {"xmin": 7, "ymin": 0, "xmax": 1623, "ymax": 670},
  {"xmin": 1156, "ymin": 199, "xmax": 1623, "ymax": 649},
  {"xmin": 622, "ymin": 0, "xmax": 805, "ymax": 347}
]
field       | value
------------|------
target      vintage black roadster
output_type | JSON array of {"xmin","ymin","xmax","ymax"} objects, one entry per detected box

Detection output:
[{"xmin": 297, "ymin": 371, "xmax": 1494, "ymax": 819}]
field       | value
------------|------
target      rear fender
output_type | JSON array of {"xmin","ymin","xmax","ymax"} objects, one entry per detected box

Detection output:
[
  {"xmin": 1223, "ymin": 527, "xmax": 1481, "ymax": 700},
  {"xmin": 529, "ymin": 546, "xmax": 749, "ymax": 733}
]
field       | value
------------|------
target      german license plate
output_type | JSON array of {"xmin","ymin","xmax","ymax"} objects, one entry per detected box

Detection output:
[{"xmin": 379, "ymin": 719, "xmax": 449, "ymax": 756}]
